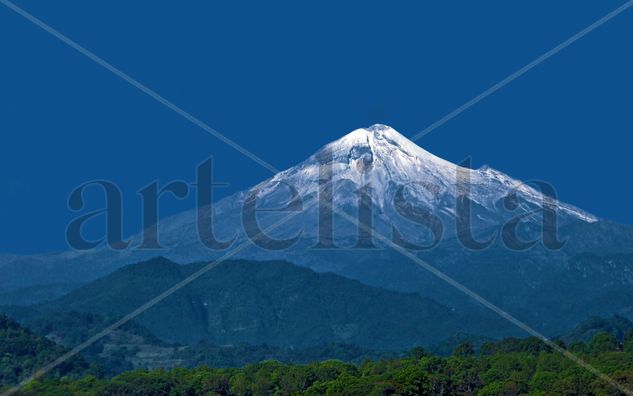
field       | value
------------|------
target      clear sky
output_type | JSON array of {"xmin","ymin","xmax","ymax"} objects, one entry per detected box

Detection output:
[{"xmin": 1, "ymin": 0, "xmax": 632, "ymax": 253}]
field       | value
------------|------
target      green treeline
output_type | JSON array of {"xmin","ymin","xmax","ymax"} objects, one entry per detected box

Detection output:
[
  {"xmin": 13, "ymin": 332, "xmax": 633, "ymax": 396},
  {"xmin": 0, "ymin": 315, "xmax": 94, "ymax": 387}
]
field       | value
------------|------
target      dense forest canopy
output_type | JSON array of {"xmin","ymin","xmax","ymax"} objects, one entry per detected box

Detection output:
[{"xmin": 3, "ymin": 323, "xmax": 633, "ymax": 395}]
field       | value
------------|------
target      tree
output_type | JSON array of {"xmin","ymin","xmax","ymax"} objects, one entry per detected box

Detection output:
[
  {"xmin": 453, "ymin": 342, "xmax": 475, "ymax": 357},
  {"xmin": 624, "ymin": 330, "xmax": 633, "ymax": 353},
  {"xmin": 480, "ymin": 342, "xmax": 495, "ymax": 356},
  {"xmin": 393, "ymin": 364, "xmax": 429, "ymax": 395},
  {"xmin": 589, "ymin": 332, "xmax": 618, "ymax": 354},
  {"xmin": 408, "ymin": 346, "xmax": 427, "ymax": 360},
  {"xmin": 529, "ymin": 371, "xmax": 560, "ymax": 393}
]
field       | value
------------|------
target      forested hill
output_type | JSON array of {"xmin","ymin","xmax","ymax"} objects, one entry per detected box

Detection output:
[
  {"xmin": 3, "ymin": 310, "xmax": 633, "ymax": 394},
  {"xmin": 13, "ymin": 257, "xmax": 461, "ymax": 350},
  {"xmin": 0, "ymin": 314, "xmax": 92, "ymax": 388},
  {"xmin": 16, "ymin": 331, "xmax": 633, "ymax": 395}
]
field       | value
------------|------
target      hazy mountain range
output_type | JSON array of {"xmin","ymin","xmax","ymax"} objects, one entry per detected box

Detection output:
[{"xmin": 2, "ymin": 125, "xmax": 633, "ymax": 339}]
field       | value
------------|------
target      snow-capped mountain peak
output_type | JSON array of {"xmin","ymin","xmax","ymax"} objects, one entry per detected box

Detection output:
[
  {"xmin": 268, "ymin": 124, "xmax": 459, "ymax": 200},
  {"xmin": 318, "ymin": 123, "xmax": 457, "ymax": 174},
  {"xmin": 149, "ymin": 124, "xmax": 597, "ymax": 256},
  {"xmin": 256, "ymin": 124, "xmax": 596, "ymax": 225}
]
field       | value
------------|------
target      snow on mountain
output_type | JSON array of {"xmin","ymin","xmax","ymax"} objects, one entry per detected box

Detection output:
[
  {"xmin": 143, "ymin": 124, "xmax": 596, "ymax": 259},
  {"xmin": 2, "ymin": 123, "xmax": 599, "ymax": 285},
  {"xmin": 0, "ymin": 125, "xmax": 623, "ymax": 310},
  {"xmin": 256, "ymin": 124, "xmax": 595, "ymax": 222},
  {"xmin": 3, "ymin": 126, "xmax": 629, "ymax": 338}
]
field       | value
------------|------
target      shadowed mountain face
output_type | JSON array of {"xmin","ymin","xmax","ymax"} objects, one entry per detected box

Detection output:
[
  {"xmin": 8, "ymin": 258, "xmax": 470, "ymax": 351},
  {"xmin": 1, "ymin": 125, "xmax": 633, "ymax": 339}
]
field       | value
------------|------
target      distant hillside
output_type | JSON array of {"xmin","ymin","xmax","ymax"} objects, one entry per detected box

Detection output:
[
  {"xmin": 0, "ymin": 283, "xmax": 82, "ymax": 306},
  {"xmin": 12, "ymin": 257, "xmax": 461, "ymax": 351},
  {"xmin": 559, "ymin": 315, "xmax": 633, "ymax": 345},
  {"xmin": 0, "ymin": 309, "xmax": 394, "ymax": 377}
]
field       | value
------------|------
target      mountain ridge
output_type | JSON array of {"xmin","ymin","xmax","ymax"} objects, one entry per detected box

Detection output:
[
  {"xmin": 4, "ymin": 257, "xmax": 474, "ymax": 350},
  {"xmin": 1, "ymin": 125, "xmax": 632, "ymax": 339}
]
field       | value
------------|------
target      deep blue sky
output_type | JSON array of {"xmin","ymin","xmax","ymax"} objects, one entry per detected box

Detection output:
[{"xmin": 1, "ymin": 1, "xmax": 632, "ymax": 254}]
